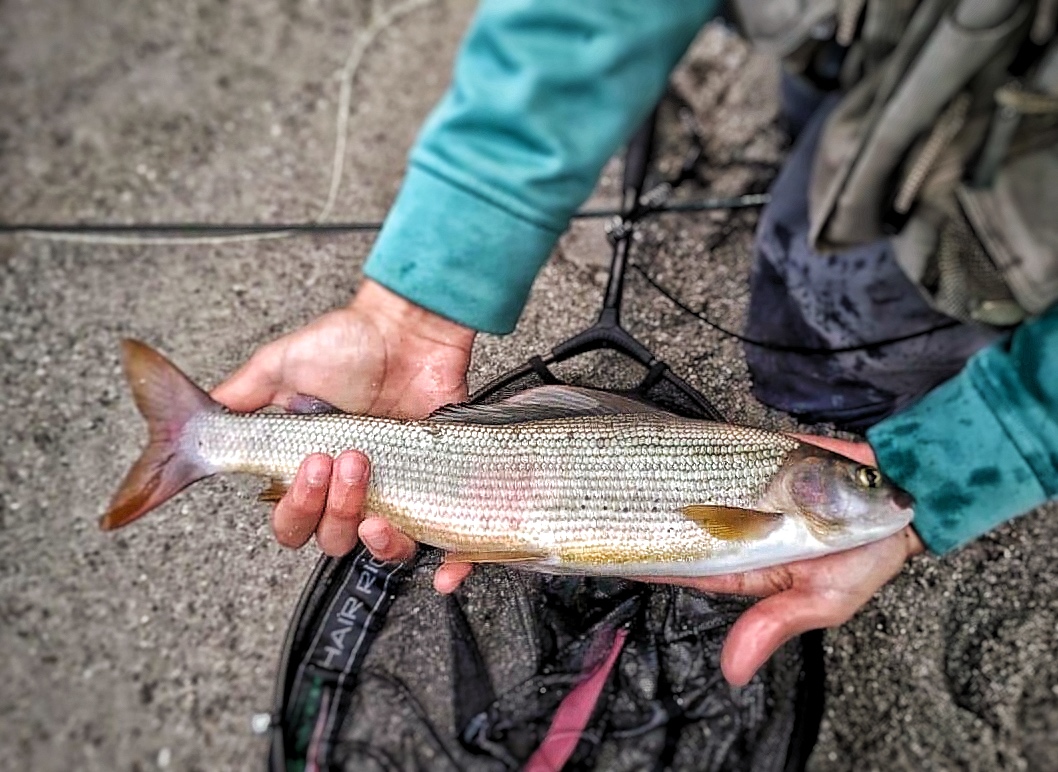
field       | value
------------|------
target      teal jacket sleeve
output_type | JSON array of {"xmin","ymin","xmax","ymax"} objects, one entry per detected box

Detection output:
[
  {"xmin": 868, "ymin": 303, "xmax": 1058, "ymax": 553},
  {"xmin": 363, "ymin": 0, "xmax": 719, "ymax": 334}
]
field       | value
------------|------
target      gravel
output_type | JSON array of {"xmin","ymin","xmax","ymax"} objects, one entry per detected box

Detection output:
[{"xmin": 1, "ymin": 3, "xmax": 1054, "ymax": 770}]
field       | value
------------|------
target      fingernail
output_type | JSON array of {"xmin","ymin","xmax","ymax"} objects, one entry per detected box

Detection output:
[
  {"xmin": 362, "ymin": 528, "xmax": 390, "ymax": 554},
  {"xmin": 338, "ymin": 453, "xmax": 367, "ymax": 485},
  {"xmin": 306, "ymin": 459, "xmax": 328, "ymax": 488}
]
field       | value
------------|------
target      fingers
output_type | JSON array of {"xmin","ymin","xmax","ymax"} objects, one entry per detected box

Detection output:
[
  {"xmin": 720, "ymin": 589, "xmax": 851, "ymax": 687},
  {"xmin": 646, "ymin": 566, "xmax": 797, "ymax": 598},
  {"xmin": 434, "ymin": 561, "xmax": 473, "ymax": 594},
  {"xmin": 272, "ymin": 454, "xmax": 332, "ymax": 549},
  {"xmin": 314, "ymin": 451, "xmax": 370, "ymax": 557},
  {"xmin": 270, "ymin": 452, "xmax": 418, "ymax": 563},
  {"xmin": 211, "ymin": 344, "xmax": 284, "ymax": 412},
  {"xmin": 359, "ymin": 517, "xmax": 417, "ymax": 563},
  {"xmin": 792, "ymin": 433, "xmax": 877, "ymax": 467},
  {"xmin": 355, "ymin": 516, "xmax": 472, "ymax": 590},
  {"xmin": 904, "ymin": 526, "xmax": 926, "ymax": 556}
]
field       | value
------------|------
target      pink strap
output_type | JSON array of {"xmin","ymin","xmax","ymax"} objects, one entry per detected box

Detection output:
[{"xmin": 523, "ymin": 627, "xmax": 629, "ymax": 772}]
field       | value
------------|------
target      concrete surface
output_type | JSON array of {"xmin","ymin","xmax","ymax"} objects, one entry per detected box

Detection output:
[{"xmin": 1, "ymin": 1, "xmax": 1055, "ymax": 770}]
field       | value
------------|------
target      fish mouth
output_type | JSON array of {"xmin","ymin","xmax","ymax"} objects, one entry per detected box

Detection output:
[{"xmin": 891, "ymin": 487, "xmax": 914, "ymax": 512}]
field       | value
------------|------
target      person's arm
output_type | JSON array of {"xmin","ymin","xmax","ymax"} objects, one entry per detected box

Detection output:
[
  {"xmin": 364, "ymin": 0, "xmax": 720, "ymax": 334},
  {"xmin": 867, "ymin": 302, "xmax": 1058, "ymax": 552},
  {"xmin": 218, "ymin": 0, "xmax": 719, "ymax": 555}
]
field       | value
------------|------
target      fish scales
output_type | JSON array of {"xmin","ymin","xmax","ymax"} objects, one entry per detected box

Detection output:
[
  {"xmin": 191, "ymin": 410, "xmax": 798, "ymax": 562},
  {"xmin": 102, "ymin": 341, "xmax": 913, "ymax": 576}
]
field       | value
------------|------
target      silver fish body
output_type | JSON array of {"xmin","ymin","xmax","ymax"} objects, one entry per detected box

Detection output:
[
  {"xmin": 101, "ymin": 339, "xmax": 913, "ymax": 576},
  {"xmin": 193, "ymin": 410, "xmax": 813, "ymax": 574}
]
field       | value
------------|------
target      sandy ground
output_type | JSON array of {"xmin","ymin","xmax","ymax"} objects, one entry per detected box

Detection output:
[{"xmin": 1, "ymin": 1, "xmax": 1056, "ymax": 770}]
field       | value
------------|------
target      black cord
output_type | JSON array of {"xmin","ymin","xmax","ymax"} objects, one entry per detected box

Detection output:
[
  {"xmin": 618, "ymin": 97, "xmax": 965, "ymax": 356},
  {"xmin": 630, "ymin": 262, "xmax": 960, "ymax": 355},
  {"xmin": 620, "ymin": 131, "xmax": 959, "ymax": 357},
  {"xmin": 0, "ymin": 195, "xmax": 768, "ymax": 236},
  {"xmin": 0, "ymin": 221, "xmax": 386, "ymax": 234}
]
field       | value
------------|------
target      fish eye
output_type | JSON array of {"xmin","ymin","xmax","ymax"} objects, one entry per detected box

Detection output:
[{"xmin": 856, "ymin": 466, "xmax": 882, "ymax": 489}]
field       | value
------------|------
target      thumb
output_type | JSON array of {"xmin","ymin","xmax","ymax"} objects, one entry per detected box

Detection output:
[
  {"xmin": 720, "ymin": 589, "xmax": 848, "ymax": 687},
  {"xmin": 793, "ymin": 433, "xmax": 877, "ymax": 466},
  {"xmin": 211, "ymin": 347, "xmax": 283, "ymax": 412}
]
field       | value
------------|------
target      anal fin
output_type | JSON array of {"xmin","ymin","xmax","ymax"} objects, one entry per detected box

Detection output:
[
  {"xmin": 258, "ymin": 478, "xmax": 291, "ymax": 503},
  {"xmin": 682, "ymin": 505, "xmax": 783, "ymax": 541},
  {"xmin": 445, "ymin": 548, "xmax": 548, "ymax": 564}
]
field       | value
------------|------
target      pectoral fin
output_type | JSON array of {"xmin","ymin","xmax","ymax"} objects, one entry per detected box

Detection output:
[
  {"xmin": 258, "ymin": 478, "xmax": 290, "ymax": 503},
  {"xmin": 682, "ymin": 505, "xmax": 784, "ymax": 541}
]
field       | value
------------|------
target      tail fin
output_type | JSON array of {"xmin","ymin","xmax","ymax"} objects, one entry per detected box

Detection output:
[{"xmin": 99, "ymin": 340, "xmax": 220, "ymax": 531}]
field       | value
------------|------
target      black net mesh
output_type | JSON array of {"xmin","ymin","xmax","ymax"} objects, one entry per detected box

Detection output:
[
  {"xmin": 270, "ymin": 350, "xmax": 824, "ymax": 772},
  {"xmin": 328, "ymin": 570, "xmax": 814, "ymax": 772},
  {"xmin": 270, "ymin": 96, "xmax": 821, "ymax": 772}
]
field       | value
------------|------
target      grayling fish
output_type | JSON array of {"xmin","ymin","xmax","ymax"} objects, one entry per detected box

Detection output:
[{"xmin": 101, "ymin": 340, "xmax": 913, "ymax": 576}]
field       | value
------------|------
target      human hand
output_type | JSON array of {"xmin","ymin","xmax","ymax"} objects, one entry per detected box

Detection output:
[
  {"xmin": 211, "ymin": 279, "xmax": 475, "ymax": 559},
  {"xmin": 652, "ymin": 435, "xmax": 924, "ymax": 686}
]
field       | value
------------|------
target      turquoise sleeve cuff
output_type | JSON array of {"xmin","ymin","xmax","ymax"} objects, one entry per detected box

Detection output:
[
  {"xmin": 867, "ymin": 352, "xmax": 1049, "ymax": 554},
  {"xmin": 363, "ymin": 164, "xmax": 559, "ymax": 335},
  {"xmin": 363, "ymin": 0, "xmax": 719, "ymax": 333}
]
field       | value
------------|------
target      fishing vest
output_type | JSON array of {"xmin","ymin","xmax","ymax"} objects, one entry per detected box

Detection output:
[{"xmin": 731, "ymin": 0, "xmax": 1058, "ymax": 326}]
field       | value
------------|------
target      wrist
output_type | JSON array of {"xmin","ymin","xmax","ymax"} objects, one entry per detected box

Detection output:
[{"xmin": 351, "ymin": 280, "xmax": 477, "ymax": 352}]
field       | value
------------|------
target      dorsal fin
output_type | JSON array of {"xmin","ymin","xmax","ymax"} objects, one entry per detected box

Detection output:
[{"xmin": 427, "ymin": 385, "xmax": 672, "ymax": 426}]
